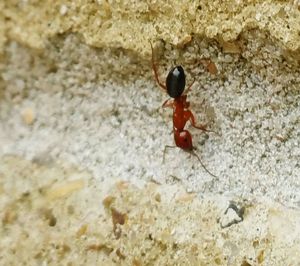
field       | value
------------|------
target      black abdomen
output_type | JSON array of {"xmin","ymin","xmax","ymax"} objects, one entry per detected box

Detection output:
[{"xmin": 166, "ymin": 66, "xmax": 186, "ymax": 98}]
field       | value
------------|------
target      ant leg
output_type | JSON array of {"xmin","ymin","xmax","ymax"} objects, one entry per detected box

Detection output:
[
  {"xmin": 162, "ymin": 98, "xmax": 173, "ymax": 108},
  {"xmin": 184, "ymin": 77, "xmax": 196, "ymax": 95},
  {"xmin": 149, "ymin": 40, "xmax": 167, "ymax": 91},
  {"xmin": 185, "ymin": 110, "xmax": 217, "ymax": 134},
  {"xmin": 189, "ymin": 150, "xmax": 218, "ymax": 178},
  {"xmin": 163, "ymin": 145, "xmax": 176, "ymax": 163}
]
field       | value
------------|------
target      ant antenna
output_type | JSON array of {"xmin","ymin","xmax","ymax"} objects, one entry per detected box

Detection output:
[
  {"xmin": 149, "ymin": 40, "xmax": 167, "ymax": 91},
  {"xmin": 189, "ymin": 150, "xmax": 218, "ymax": 178}
]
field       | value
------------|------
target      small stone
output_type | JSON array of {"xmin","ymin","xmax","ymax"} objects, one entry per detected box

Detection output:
[
  {"xmin": 60, "ymin": 5, "xmax": 68, "ymax": 16},
  {"xmin": 221, "ymin": 41, "xmax": 241, "ymax": 54},
  {"xmin": 219, "ymin": 202, "xmax": 245, "ymax": 228},
  {"xmin": 220, "ymin": 208, "xmax": 242, "ymax": 228},
  {"xmin": 21, "ymin": 108, "xmax": 35, "ymax": 125}
]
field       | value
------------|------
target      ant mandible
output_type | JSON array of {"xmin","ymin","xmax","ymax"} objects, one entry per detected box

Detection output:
[{"xmin": 150, "ymin": 41, "xmax": 217, "ymax": 178}]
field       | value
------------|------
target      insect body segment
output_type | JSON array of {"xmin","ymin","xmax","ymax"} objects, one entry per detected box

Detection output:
[
  {"xmin": 166, "ymin": 95, "xmax": 193, "ymax": 150},
  {"xmin": 166, "ymin": 66, "xmax": 186, "ymax": 98}
]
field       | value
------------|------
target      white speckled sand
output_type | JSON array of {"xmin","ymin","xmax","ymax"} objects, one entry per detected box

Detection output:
[
  {"xmin": 1, "ymin": 34, "xmax": 300, "ymax": 265},
  {"xmin": 1, "ymin": 40, "xmax": 299, "ymax": 208}
]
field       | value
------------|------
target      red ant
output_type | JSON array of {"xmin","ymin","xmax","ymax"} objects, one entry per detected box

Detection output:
[{"xmin": 150, "ymin": 41, "xmax": 217, "ymax": 178}]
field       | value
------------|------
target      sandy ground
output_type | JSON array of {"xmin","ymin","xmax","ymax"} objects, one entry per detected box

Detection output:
[
  {"xmin": 1, "ymin": 41, "xmax": 299, "ymax": 207},
  {"xmin": 1, "ymin": 0, "xmax": 300, "ymax": 263},
  {"xmin": 0, "ymin": 36, "xmax": 300, "ymax": 264}
]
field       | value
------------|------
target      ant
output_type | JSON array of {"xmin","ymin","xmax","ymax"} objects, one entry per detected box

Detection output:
[{"xmin": 150, "ymin": 41, "xmax": 217, "ymax": 178}]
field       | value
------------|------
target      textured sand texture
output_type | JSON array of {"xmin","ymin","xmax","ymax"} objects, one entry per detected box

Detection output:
[
  {"xmin": 1, "ymin": 0, "xmax": 300, "ymax": 54},
  {"xmin": 1, "ymin": 156, "xmax": 300, "ymax": 265},
  {"xmin": 1, "ymin": 1, "xmax": 300, "ymax": 265}
]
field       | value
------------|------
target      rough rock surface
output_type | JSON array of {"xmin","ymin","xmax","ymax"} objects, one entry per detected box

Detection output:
[
  {"xmin": 1, "ymin": 1, "xmax": 300, "ymax": 54},
  {"xmin": 1, "ymin": 156, "xmax": 300, "ymax": 265},
  {"xmin": 1, "ymin": 1, "xmax": 300, "ymax": 265}
]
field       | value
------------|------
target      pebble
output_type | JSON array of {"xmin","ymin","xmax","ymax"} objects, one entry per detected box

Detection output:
[{"xmin": 21, "ymin": 108, "xmax": 35, "ymax": 125}]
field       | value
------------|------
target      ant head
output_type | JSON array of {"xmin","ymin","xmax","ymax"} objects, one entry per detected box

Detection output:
[{"xmin": 166, "ymin": 66, "xmax": 186, "ymax": 98}]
